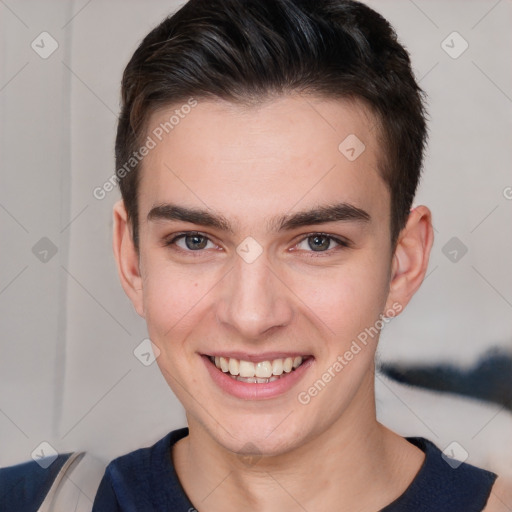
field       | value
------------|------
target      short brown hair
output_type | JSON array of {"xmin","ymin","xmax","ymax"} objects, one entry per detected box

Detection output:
[{"xmin": 116, "ymin": 0, "xmax": 427, "ymax": 251}]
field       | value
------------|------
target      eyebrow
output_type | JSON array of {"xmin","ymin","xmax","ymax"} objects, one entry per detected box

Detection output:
[{"xmin": 147, "ymin": 202, "xmax": 371, "ymax": 233}]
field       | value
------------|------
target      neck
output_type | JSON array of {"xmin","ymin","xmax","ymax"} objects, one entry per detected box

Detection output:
[{"xmin": 172, "ymin": 370, "xmax": 424, "ymax": 512}]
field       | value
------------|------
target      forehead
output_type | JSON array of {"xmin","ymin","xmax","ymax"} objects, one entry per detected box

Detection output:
[{"xmin": 138, "ymin": 94, "xmax": 389, "ymax": 231}]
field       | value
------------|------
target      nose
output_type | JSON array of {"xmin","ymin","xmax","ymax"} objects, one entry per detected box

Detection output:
[{"xmin": 215, "ymin": 251, "xmax": 294, "ymax": 340}]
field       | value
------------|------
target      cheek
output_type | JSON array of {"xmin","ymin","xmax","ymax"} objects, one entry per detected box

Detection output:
[
  {"xmin": 141, "ymin": 241, "xmax": 391, "ymax": 351},
  {"xmin": 142, "ymin": 260, "xmax": 213, "ymax": 345},
  {"xmin": 289, "ymin": 255, "xmax": 391, "ymax": 339}
]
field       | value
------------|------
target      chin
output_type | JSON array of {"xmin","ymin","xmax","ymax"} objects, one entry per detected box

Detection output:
[{"xmin": 207, "ymin": 413, "xmax": 311, "ymax": 458}]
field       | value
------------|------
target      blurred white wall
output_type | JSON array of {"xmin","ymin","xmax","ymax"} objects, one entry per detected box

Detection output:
[{"xmin": 1, "ymin": 0, "xmax": 511, "ymax": 502}]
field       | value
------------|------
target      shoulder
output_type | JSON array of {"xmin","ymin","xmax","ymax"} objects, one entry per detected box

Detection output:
[
  {"xmin": 483, "ymin": 476, "xmax": 512, "ymax": 511},
  {"xmin": 93, "ymin": 429, "xmax": 188, "ymax": 507},
  {"xmin": 93, "ymin": 441, "xmax": 163, "ymax": 510},
  {"xmin": 103, "ymin": 429, "xmax": 178, "ymax": 480},
  {"xmin": 393, "ymin": 437, "xmax": 499, "ymax": 512},
  {"xmin": 93, "ymin": 428, "xmax": 192, "ymax": 511}
]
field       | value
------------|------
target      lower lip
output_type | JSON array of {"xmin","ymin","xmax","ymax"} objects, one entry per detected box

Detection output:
[{"xmin": 202, "ymin": 355, "xmax": 314, "ymax": 400}]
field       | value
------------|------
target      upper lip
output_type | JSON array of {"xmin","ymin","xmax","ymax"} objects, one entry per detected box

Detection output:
[{"xmin": 203, "ymin": 352, "xmax": 312, "ymax": 362}]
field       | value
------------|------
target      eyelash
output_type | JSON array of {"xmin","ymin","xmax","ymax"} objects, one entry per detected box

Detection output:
[{"xmin": 163, "ymin": 231, "xmax": 351, "ymax": 257}]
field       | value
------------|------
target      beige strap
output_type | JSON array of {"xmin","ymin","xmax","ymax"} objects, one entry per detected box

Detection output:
[{"xmin": 36, "ymin": 452, "xmax": 85, "ymax": 512}]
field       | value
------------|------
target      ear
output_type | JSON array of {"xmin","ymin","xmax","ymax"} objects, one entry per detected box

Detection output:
[
  {"xmin": 384, "ymin": 205, "xmax": 434, "ymax": 314},
  {"xmin": 112, "ymin": 199, "xmax": 145, "ymax": 318}
]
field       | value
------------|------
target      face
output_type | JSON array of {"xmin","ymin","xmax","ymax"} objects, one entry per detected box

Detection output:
[{"xmin": 129, "ymin": 95, "xmax": 400, "ymax": 455}]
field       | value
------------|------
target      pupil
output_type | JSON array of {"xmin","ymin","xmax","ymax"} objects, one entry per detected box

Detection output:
[
  {"xmin": 309, "ymin": 235, "xmax": 329, "ymax": 251},
  {"xmin": 186, "ymin": 234, "xmax": 207, "ymax": 250}
]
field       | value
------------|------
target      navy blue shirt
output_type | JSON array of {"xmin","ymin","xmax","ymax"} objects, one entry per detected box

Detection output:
[
  {"xmin": 0, "ymin": 452, "xmax": 77, "ymax": 512},
  {"xmin": 92, "ymin": 428, "xmax": 497, "ymax": 511}
]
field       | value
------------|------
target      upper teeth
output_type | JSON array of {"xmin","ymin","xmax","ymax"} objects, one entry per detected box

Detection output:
[{"xmin": 212, "ymin": 356, "xmax": 304, "ymax": 378}]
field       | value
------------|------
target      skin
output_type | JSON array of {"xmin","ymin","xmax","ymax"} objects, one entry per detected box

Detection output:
[{"xmin": 112, "ymin": 94, "xmax": 508, "ymax": 511}]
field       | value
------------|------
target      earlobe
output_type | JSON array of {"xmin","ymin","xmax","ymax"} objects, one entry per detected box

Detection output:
[
  {"xmin": 385, "ymin": 206, "xmax": 434, "ymax": 313},
  {"xmin": 112, "ymin": 199, "xmax": 145, "ymax": 318}
]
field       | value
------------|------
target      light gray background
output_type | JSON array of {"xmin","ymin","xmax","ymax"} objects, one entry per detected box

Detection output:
[{"xmin": 1, "ymin": 0, "xmax": 511, "ymax": 501}]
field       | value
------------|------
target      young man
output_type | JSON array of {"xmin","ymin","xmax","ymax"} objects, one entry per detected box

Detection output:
[{"xmin": 93, "ymin": 0, "xmax": 511, "ymax": 510}]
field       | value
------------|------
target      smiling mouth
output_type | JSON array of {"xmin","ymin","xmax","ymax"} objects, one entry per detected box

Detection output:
[{"xmin": 206, "ymin": 354, "xmax": 313, "ymax": 383}]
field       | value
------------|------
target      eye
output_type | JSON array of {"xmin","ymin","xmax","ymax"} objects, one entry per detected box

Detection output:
[
  {"xmin": 165, "ymin": 232, "xmax": 217, "ymax": 252},
  {"xmin": 163, "ymin": 231, "xmax": 350, "ymax": 257},
  {"xmin": 294, "ymin": 233, "xmax": 350, "ymax": 254}
]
